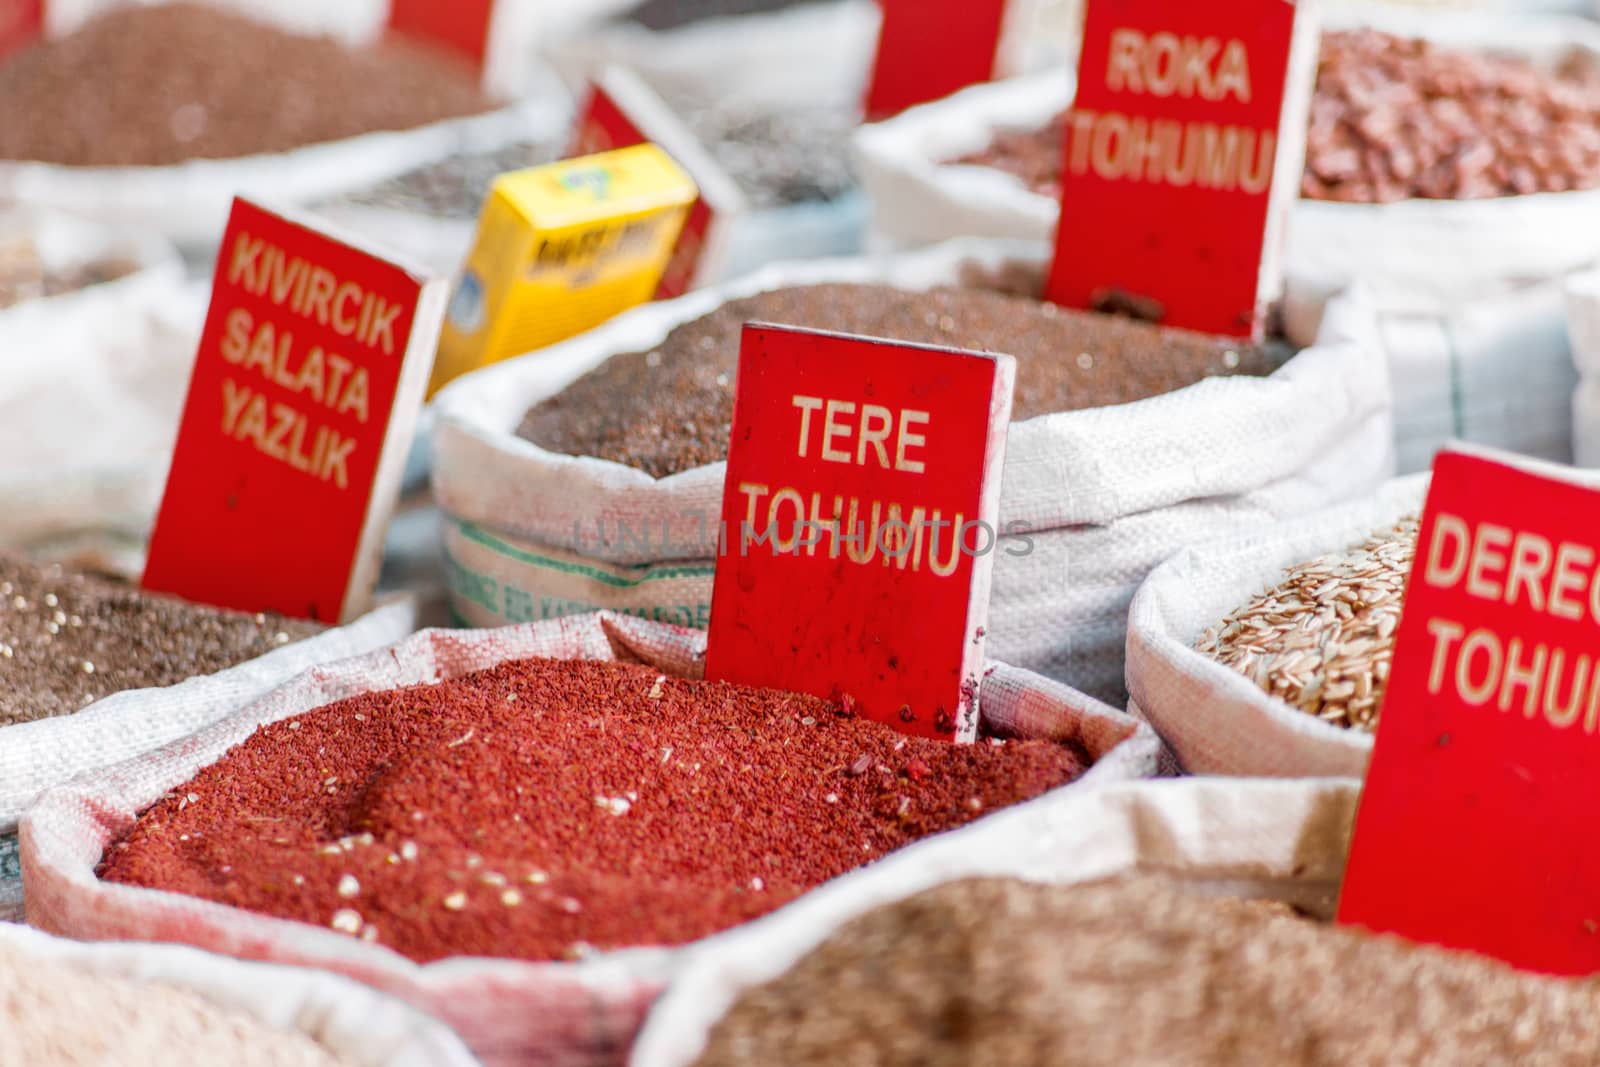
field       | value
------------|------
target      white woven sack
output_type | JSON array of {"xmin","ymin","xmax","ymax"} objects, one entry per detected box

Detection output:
[
  {"xmin": 0, "ymin": 219, "xmax": 196, "ymax": 561},
  {"xmin": 1565, "ymin": 270, "xmax": 1600, "ymax": 467},
  {"xmin": 0, "ymin": 95, "xmax": 570, "ymax": 251},
  {"xmin": 0, "ymin": 922, "xmax": 481, "ymax": 1067},
  {"xmin": 432, "ymin": 238, "xmax": 1393, "ymax": 706},
  {"xmin": 22, "ymin": 611, "xmax": 1159, "ymax": 1067},
  {"xmin": 1124, "ymin": 476, "xmax": 1429, "ymax": 780},
  {"xmin": 629, "ymin": 774, "xmax": 1360, "ymax": 1067},
  {"xmin": 853, "ymin": 8, "xmax": 1600, "ymax": 470},
  {"xmin": 0, "ymin": 595, "xmax": 420, "ymax": 922}
]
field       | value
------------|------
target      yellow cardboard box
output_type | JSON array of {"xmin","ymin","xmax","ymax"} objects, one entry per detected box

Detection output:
[{"xmin": 430, "ymin": 143, "xmax": 697, "ymax": 396}]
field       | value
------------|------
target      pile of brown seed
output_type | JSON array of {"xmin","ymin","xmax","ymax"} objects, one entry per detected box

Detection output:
[
  {"xmin": 517, "ymin": 283, "xmax": 1285, "ymax": 478},
  {"xmin": 0, "ymin": 4, "xmax": 494, "ymax": 166},
  {"xmin": 694, "ymin": 875, "xmax": 1600, "ymax": 1067},
  {"xmin": 1197, "ymin": 518, "xmax": 1418, "ymax": 732},
  {"xmin": 0, "ymin": 556, "xmax": 323, "ymax": 727}
]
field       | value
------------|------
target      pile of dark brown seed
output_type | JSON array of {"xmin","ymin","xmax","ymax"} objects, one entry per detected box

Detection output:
[
  {"xmin": 516, "ymin": 283, "xmax": 1283, "ymax": 478},
  {"xmin": 0, "ymin": 556, "xmax": 323, "ymax": 727},
  {"xmin": 332, "ymin": 141, "xmax": 555, "ymax": 220},
  {"xmin": 957, "ymin": 30, "xmax": 1600, "ymax": 203},
  {"xmin": 0, "ymin": 238, "xmax": 137, "ymax": 309},
  {"xmin": 0, "ymin": 4, "xmax": 494, "ymax": 166},
  {"xmin": 695, "ymin": 875, "xmax": 1600, "ymax": 1067}
]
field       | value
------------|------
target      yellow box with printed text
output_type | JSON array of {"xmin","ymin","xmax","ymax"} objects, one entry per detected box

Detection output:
[{"xmin": 429, "ymin": 143, "xmax": 697, "ymax": 396}]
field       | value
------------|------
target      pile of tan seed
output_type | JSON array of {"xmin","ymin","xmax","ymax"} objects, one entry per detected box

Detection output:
[
  {"xmin": 0, "ymin": 939, "xmax": 348, "ymax": 1066},
  {"xmin": 1197, "ymin": 518, "xmax": 1418, "ymax": 732}
]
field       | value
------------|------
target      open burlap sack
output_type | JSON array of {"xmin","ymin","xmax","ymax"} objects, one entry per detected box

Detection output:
[
  {"xmin": 22, "ymin": 611, "xmax": 1158, "ymax": 1067},
  {"xmin": 629, "ymin": 774, "xmax": 1360, "ymax": 1067},
  {"xmin": 1124, "ymin": 476, "xmax": 1430, "ymax": 779},
  {"xmin": 432, "ymin": 238, "xmax": 1392, "ymax": 707},
  {"xmin": 0, "ymin": 921, "xmax": 480, "ymax": 1066}
]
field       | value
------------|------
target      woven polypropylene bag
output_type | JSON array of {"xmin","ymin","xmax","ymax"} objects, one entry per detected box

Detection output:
[
  {"xmin": 1123, "ymin": 477, "xmax": 1430, "ymax": 779},
  {"xmin": 22, "ymin": 611, "xmax": 1159, "ymax": 1067},
  {"xmin": 431, "ymin": 238, "xmax": 1393, "ymax": 707},
  {"xmin": 0, "ymin": 596, "xmax": 420, "ymax": 921},
  {"xmin": 0, "ymin": 922, "xmax": 481, "ymax": 1067},
  {"xmin": 852, "ymin": 9, "xmax": 1600, "ymax": 471},
  {"xmin": 628, "ymin": 774, "xmax": 1360, "ymax": 1067}
]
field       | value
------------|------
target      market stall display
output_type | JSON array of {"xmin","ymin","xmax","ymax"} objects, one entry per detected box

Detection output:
[
  {"xmin": 21, "ymin": 612, "xmax": 1159, "ymax": 1066},
  {"xmin": 10, "ymin": 2, "xmax": 1600, "ymax": 1062},
  {"xmin": 855, "ymin": 9, "xmax": 1600, "ymax": 470},
  {"xmin": 433, "ymin": 239, "xmax": 1392, "ymax": 708}
]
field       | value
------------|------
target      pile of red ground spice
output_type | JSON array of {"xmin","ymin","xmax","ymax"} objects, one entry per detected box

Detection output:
[{"xmin": 100, "ymin": 658, "xmax": 1087, "ymax": 964}]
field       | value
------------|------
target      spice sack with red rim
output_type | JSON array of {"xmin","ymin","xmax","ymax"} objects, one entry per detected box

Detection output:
[{"xmin": 20, "ymin": 611, "xmax": 1158, "ymax": 1067}]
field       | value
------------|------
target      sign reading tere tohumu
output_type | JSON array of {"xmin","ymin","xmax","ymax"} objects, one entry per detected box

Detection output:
[
  {"xmin": 1340, "ymin": 446, "xmax": 1600, "ymax": 976},
  {"xmin": 1046, "ymin": 0, "xmax": 1320, "ymax": 339},
  {"xmin": 705, "ymin": 324, "xmax": 1016, "ymax": 742},
  {"xmin": 143, "ymin": 198, "xmax": 447, "ymax": 624}
]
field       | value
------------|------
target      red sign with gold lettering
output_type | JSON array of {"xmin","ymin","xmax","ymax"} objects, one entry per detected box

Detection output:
[
  {"xmin": 1340, "ymin": 447, "xmax": 1600, "ymax": 976},
  {"xmin": 143, "ymin": 199, "xmax": 446, "ymax": 624},
  {"xmin": 1046, "ymin": 0, "xmax": 1319, "ymax": 339},
  {"xmin": 704, "ymin": 325, "xmax": 1016, "ymax": 742}
]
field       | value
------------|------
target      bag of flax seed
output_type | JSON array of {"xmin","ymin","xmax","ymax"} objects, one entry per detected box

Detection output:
[
  {"xmin": 430, "ymin": 238, "xmax": 1392, "ymax": 711},
  {"xmin": 21, "ymin": 612, "xmax": 1159, "ymax": 1067},
  {"xmin": 1124, "ymin": 476, "xmax": 1429, "ymax": 779},
  {"xmin": 852, "ymin": 7, "xmax": 1600, "ymax": 471}
]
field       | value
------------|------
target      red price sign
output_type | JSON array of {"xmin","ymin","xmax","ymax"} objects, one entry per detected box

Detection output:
[
  {"xmin": 1340, "ymin": 448, "xmax": 1600, "ymax": 976},
  {"xmin": 0, "ymin": 0, "xmax": 42, "ymax": 61},
  {"xmin": 1046, "ymin": 0, "xmax": 1319, "ymax": 339},
  {"xmin": 387, "ymin": 0, "xmax": 495, "ymax": 71},
  {"xmin": 569, "ymin": 72, "xmax": 739, "ymax": 300},
  {"xmin": 143, "ymin": 199, "xmax": 446, "ymax": 624},
  {"xmin": 705, "ymin": 325, "xmax": 1016, "ymax": 742},
  {"xmin": 864, "ymin": 0, "xmax": 1009, "ymax": 121}
]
